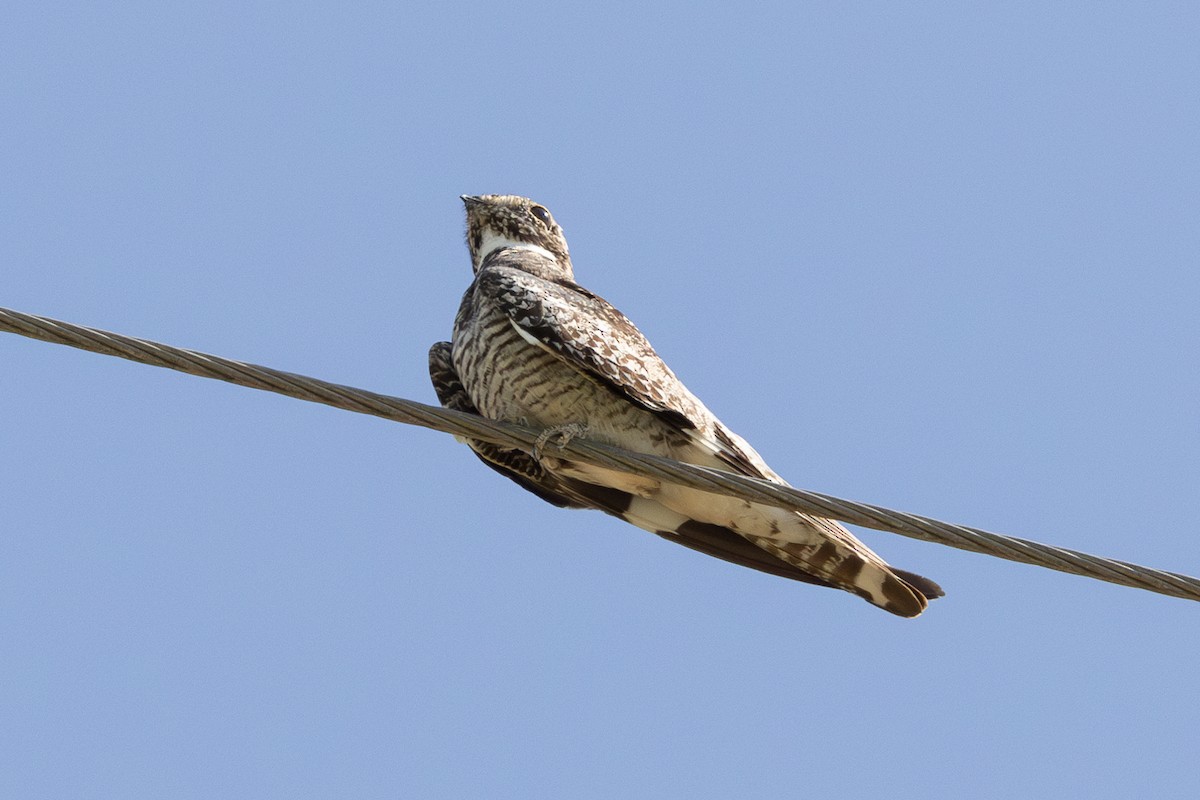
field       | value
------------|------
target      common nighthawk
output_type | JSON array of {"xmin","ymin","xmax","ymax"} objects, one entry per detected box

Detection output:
[{"xmin": 429, "ymin": 194, "xmax": 943, "ymax": 617}]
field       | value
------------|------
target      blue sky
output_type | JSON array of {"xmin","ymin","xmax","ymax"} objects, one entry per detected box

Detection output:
[{"xmin": 3, "ymin": 2, "xmax": 1199, "ymax": 797}]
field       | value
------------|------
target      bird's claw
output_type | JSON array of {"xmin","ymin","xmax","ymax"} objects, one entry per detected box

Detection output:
[{"xmin": 532, "ymin": 422, "xmax": 590, "ymax": 462}]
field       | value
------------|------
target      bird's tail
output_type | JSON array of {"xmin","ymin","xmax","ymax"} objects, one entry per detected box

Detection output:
[
  {"xmin": 560, "ymin": 478, "xmax": 945, "ymax": 618},
  {"xmin": 740, "ymin": 531, "xmax": 940, "ymax": 618}
]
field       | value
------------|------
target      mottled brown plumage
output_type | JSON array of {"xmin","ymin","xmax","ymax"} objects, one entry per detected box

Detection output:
[{"xmin": 430, "ymin": 194, "xmax": 943, "ymax": 616}]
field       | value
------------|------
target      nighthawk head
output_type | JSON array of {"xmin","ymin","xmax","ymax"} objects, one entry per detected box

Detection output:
[{"xmin": 461, "ymin": 194, "xmax": 572, "ymax": 278}]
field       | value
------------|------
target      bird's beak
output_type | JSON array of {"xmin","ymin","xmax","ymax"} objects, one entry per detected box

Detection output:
[{"xmin": 460, "ymin": 195, "xmax": 482, "ymax": 207}]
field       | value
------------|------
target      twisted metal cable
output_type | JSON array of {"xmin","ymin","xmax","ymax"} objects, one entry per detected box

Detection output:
[{"xmin": 4, "ymin": 304, "xmax": 1198, "ymax": 603}]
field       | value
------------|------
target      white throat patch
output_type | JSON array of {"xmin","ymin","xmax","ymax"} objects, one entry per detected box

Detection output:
[{"xmin": 477, "ymin": 230, "xmax": 557, "ymax": 267}]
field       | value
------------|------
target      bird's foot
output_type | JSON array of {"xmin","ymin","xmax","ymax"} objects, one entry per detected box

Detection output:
[{"xmin": 532, "ymin": 422, "xmax": 590, "ymax": 463}]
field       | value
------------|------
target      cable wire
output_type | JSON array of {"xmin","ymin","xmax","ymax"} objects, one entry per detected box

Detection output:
[{"xmin": 4, "ymin": 304, "xmax": 1198, "ymax": 603}]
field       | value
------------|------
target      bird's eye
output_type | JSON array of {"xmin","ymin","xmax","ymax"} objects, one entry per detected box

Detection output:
[{"xmin": 530, "ymin": 205, "xmax": 552, "ymax": 225}]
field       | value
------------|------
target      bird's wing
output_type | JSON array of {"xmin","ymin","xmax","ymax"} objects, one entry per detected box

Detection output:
[
  {"xmin": 474, "ymin": 264, "xmax": 769, "ymax": 478},
  {"xmin": 474, "ymin": 266, "xmax": 704, "ymax": 430},
  {"xmin": 467, "ymin": 263, "xmax": 943, "ymax": 615},
  {"xmin": 430, "ymin": 336, "xmax": 843, "ymax": 587}
]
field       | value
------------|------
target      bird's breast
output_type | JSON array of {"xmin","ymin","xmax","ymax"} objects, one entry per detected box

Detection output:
[{"xmin": 452, "ymin": 302, "xmax": 671, "ymax": 450}]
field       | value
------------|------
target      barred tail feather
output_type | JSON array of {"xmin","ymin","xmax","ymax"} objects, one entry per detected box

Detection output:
[
  {"xmin": 740, "ymin": 533, "xmax": 928, "ymax": 617},
  {"xmin": 576, "ymin": 487, "xmax": 933, "ymax": 617}
]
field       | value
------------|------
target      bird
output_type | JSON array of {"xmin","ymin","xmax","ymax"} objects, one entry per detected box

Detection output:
[{"xmin": 428, "ymin": 194, "xmax": 943, "ymax": 617}]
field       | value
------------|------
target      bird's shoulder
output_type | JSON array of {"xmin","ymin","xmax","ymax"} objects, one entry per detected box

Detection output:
[{"xmin": 471, "ymin": 261, "xmax": 699, "ymax": 431}]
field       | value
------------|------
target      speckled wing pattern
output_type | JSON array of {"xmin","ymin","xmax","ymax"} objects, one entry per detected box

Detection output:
[
  {"xmin": 473, "ymin": 267, "xmax": 701, "ymax": 432},
  {"xmin": 429, "ymin": 334, "xmax": 845, "ymax": 590},
  {"xmin": 435, "ymin": 251, "xmax": 944, "ymax": 617}
]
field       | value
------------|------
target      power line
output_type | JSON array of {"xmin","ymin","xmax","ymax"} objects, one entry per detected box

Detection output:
[{"xmin": 4, "ymin": 304, "xmax": 1198, "ymax": 604}]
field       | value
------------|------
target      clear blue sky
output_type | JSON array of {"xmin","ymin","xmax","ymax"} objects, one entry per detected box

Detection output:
[{"xmin": 4, "ymin": 3, "xmax": 1199, "ymax": 797}]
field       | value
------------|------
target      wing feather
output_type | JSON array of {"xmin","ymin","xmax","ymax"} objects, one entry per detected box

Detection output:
[
  {"xmin": 475, "ymin": 261, "xmax": 793, "ymax": 483},
  {"xmin": 474, "ymin": 265, "xmax": 702, "ymax": 431},
  {"xmin": 459, "ymin": 259, "xmax": 943, "ymax": 612}
]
